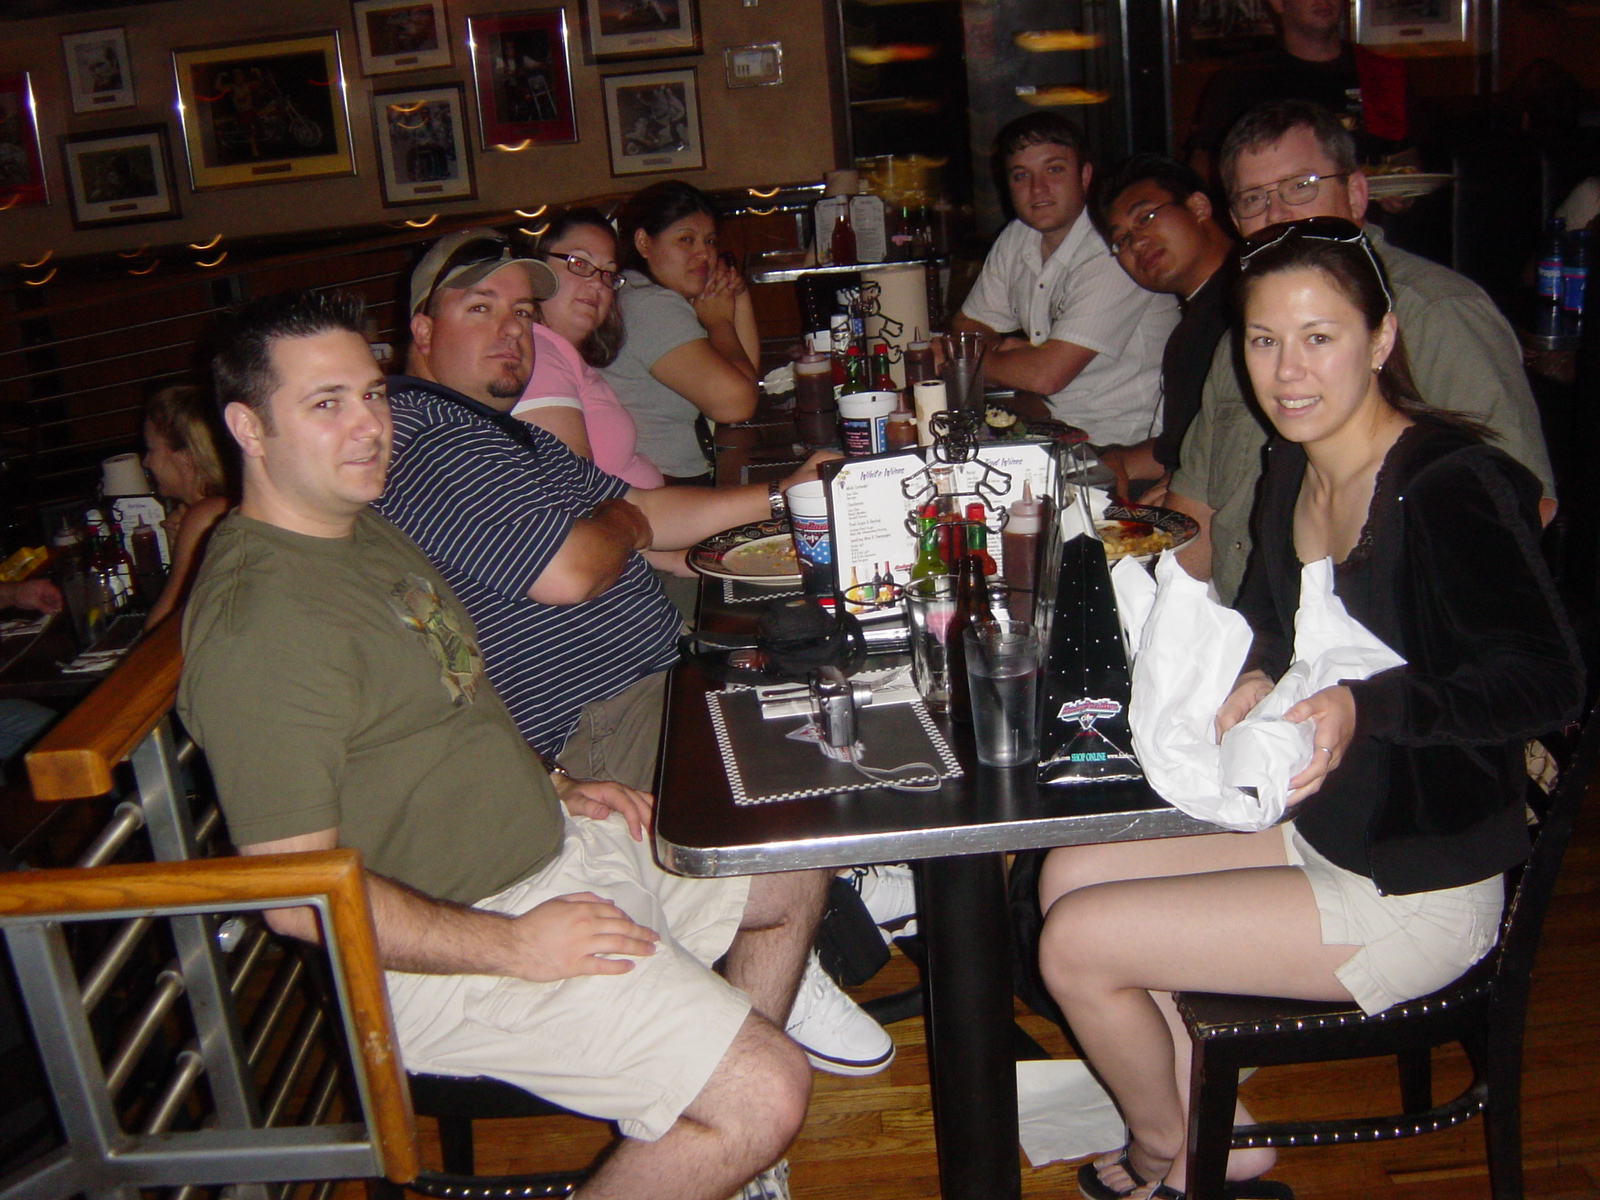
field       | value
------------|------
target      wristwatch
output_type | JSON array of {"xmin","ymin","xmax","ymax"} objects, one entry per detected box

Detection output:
[{"xmin": 767, "ymin": 480, "xmax": 788, "ymax": 520}]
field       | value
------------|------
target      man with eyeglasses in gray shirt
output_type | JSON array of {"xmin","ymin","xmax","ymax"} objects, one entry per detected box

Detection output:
[{"xmin": 1165, "ymin": 99, "xmax": 1554, "ymax": 605}]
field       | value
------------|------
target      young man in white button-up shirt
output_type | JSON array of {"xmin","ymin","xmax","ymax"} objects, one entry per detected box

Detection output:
[{"xmin": 951, "ymin": 113, "xmax": 1178, "ymax": 447}]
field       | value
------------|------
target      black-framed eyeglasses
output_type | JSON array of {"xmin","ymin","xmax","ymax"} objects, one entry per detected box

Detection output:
[
  {"xmin": 1107, "ymin": 200, "xmax": 1180, "ymax": 258},
  {"xmin": 1229, "ymin": 171, "xmax": 1351, "ymax": 222},
  {"xmin": 1239, "ymin": 216, "xmax": 1394, "ymax": 312},
  {"xmin": 421, "ymin": 235, "xmax": 510, "ymax": 314},
  {"xmin": 547, "ymin": 252, "xmax": 626, "ymax": 292}
]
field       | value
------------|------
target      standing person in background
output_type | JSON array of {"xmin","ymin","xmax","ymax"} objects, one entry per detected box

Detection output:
[
  {"xmin": 1093, "ymin": 154, "xmax": 1240, "ymax": 502},
  {"xmin": 1184, "ymin": 0, "xmax": 1414, "ymax": 187},
  {"xmin": 604, "ymin": 182, "xmax": 759, "ymax": 485},
  {"xmin": 141, "ymin": 385, "xmax": 235, "ymax": 628},
  {"xmin": 950, "ymin": 113, "xmax": 1178, "ymax": 450}
]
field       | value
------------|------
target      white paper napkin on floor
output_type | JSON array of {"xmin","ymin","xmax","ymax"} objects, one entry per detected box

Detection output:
[
  {"xmin": 1123, "ymin": 555, "xmax": 1405, "ymax": 831},
  {"xmin": 1016, "ymin": 1059, "xmax": 1125, "ymax": 1167}
]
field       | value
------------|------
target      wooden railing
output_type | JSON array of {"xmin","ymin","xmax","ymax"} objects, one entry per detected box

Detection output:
[
  {"xmin": 26, "ymin": 612, "xmax": 182, "ymax": 802},
  {"xmin": 0, "ymin": 183, "xmax": 815, "ymax": 512},
  {"xmin": 9, "ymin": 621, "xmax": 424, "ymax": 1195}
]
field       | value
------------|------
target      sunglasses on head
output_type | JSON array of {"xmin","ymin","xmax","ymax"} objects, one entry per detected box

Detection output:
[
  {"xmin": 1239, "ymin": 216, "xmax": 1394, "ymax": 313},
  {"xmin": 421, "ymin": 235, "xmax": 512, "ymax": 313}
]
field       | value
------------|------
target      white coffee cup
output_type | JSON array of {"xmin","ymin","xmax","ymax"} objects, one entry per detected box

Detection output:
[{"xmin": 101, "ymin": 452, "xmax": 151, "ymax": 497}]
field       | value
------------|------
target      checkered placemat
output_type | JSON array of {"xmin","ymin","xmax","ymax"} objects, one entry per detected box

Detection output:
[{"xmin": 706, "ymin": 684, "xmax": 962, "ymax": 806}]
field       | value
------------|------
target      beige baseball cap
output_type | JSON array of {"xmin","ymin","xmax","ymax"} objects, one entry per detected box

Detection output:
[{"xmin": 409, "ymin": 227, "xmax": 559, "ymax": 315}]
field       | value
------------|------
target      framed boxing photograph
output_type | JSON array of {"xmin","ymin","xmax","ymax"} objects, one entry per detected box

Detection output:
[
  {"xmin": 467, "ymin": 9, "xmax": 578, "ymax": 149},
  {"xmin": 602, "ymin": 66, "xmax": 702, "ymax": 176},
  {"xmin": 172, "ymin": 32, "xmax": 356, "ymax": 190},
  {"xmin": 372, "ymin": 83, "xmax": 475, "ymax": 206},
  {"xmin": 60, "ymin": 123, "xmax": 181, "ymax": 229}
]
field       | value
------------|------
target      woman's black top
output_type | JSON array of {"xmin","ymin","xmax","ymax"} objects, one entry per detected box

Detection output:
[{"xmin": 1236, "ymin": 418, "xmax": 1583, "ymax": 894}]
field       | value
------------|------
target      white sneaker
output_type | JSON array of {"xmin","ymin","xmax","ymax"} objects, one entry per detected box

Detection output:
[
  {"xmin": 846, "ymin": 864, "xmax": 918, "ymax": 940},
  {"xmin": 728, "ymin": 1158, "xmax": 790, "ymax": 1200},
  {"xmin": 785, "ymin": 952, "xmax": 895, "ymax": 1076}
]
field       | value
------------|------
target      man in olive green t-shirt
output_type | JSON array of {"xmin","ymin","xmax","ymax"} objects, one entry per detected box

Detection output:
[{"xmin": 179, "ymin": 288, "xmax": 824, "ymax": 1200}]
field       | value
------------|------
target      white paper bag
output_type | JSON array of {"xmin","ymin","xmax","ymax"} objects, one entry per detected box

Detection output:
[{"xmin": 1126, "ymin": 556, "xmax": 1405, "ymax": 831}]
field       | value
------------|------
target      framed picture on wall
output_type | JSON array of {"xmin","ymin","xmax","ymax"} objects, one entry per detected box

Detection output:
[
  {"xmin": 62, "ymin": 27, "xmax": 136, "ymax": 113},
  {"xmin": 602, "ymin": 67, "xmax": 701, "ymax": 176},
  {"xmin": 1354, "ymin": 0, "xmax": 1469, "ymax": 47},
  {"xmin": 1172, "ymin": 0, "xmax": 1278, "ymax": 62},
  {"xmin": 372, "ymin": 83, "xmax": 474, "ymax": 205},
  {"xmin": 60, "ymin": 124, "xmax": 180, "ymax": 229},
  {"xmin": 582, "ymin": 0, "xmax": 700, "ymax": 62},
  {"xmin": 352, "ymin": 0, "xmax": 453, "ymax": 75},
  {"xmin": 172, "ymin": 32, "xmax": 356, "ymax": 190},
  {"xmin": 467, "ymin": 10, "xmax": 578, "ymax": 149},
  {"xmin": 0, "ymin": 73, "xmax": 48, "ymax": 209}
]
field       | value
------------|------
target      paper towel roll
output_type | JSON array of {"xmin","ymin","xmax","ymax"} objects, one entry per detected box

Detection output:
[
  {"xmin": 913, "ymin": 379, "xmax": 947, "ymax": 447},
  {"xmin": 101, "ymin": 452, "xmax": 151, "ymax": 497},
  {"xmin": 862, "ymin": 263, "xmax": 929, "ymax": 388}
]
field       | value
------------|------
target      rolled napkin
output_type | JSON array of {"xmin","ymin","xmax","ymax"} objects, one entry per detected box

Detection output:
[{"xmin": 1126, "ymin": 555, "xmax": 1405, "ymax": 830}]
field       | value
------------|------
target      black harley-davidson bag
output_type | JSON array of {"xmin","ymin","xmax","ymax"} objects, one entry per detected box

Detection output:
[{"xmin": 1036, "ymin": 532, "xmax": 1143, "ymax": 785}]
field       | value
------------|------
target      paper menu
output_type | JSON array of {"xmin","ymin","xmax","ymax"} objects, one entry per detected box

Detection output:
[
  {"xmin": 823, "ymin": 452, "xmax": 923, "ymax": 620},
  {"xmin": 950, "ymin": 443, "xmax": 1057, "ymax": 576},
  {"xmin": 821, "ymin": 441, "xmax": 1061, "ymax": 620}
]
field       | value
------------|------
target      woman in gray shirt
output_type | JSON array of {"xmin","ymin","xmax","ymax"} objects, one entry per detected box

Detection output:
[{"xmin": 603, "ymin": 182, "xmax": 759, "ymax": 482}]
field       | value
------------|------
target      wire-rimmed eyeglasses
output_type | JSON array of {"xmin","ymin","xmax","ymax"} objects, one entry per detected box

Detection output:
[
  {"xmin": 1107, "ymin": 200, "xmax": 1180, "ymax": 258},
  {"xmin": 1229, "ymin": 171, "xmax": 1351, "ymax": 222}
]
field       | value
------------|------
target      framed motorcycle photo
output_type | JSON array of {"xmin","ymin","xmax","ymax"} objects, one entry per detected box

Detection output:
[
  {"xmin": 372, "ymin": 83, "xmax": 475, "ymax": 206},
  {"xmin": 172, "ymin": 32, "xmax": 356, "ymax": 190},
  {"xmin": 602, "ymin": 66, "xmax": 702, "ymax": 176},
  {"xmin": 466, "ymin": 9, "xmax": 578, "ymax": 150}
]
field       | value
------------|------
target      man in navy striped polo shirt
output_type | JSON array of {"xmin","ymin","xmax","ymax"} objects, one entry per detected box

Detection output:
[
  {"xmin": 373, "ymin": 229, "xmax": 897, "ymax": 1082},
  {"xmin": 376, "ymin": 228, "xmax": 816, "ymax": 788}
]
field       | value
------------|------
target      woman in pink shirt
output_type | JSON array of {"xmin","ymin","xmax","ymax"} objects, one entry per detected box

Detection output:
[{"xmin": 513, "ymin": 208, "xmax": 665, "ymax": 489}]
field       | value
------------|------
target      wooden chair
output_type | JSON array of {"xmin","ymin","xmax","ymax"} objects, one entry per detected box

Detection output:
[{"xmin": 1175, "ymin": 707, "xmax": 1600, "ymax": 1200}]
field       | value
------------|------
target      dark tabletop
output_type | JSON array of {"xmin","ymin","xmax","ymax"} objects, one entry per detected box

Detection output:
[{"xmin": 654, "ymin": 657, "xmax": 1212, "ymax": 877}]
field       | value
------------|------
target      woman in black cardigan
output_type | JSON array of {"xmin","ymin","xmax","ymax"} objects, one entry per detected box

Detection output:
[{"xmin": 1043, "ymin": 218, "xmax": 1583, "ymax": 1200}]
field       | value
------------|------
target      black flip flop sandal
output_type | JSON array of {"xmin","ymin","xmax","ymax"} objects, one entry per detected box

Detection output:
[{"xmin": 1077, "ymin": 1149, "xmax": 1148, "ymax": 1200}]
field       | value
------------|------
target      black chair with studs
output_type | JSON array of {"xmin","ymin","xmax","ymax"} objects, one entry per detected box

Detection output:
[
  {"xmin": 366, "ymin": 1072, "xmax": 598, "ymax": 1199},
  {"xmin": 1173, "ymin": 703, "xmax": 1600, "ymax": 1200}
]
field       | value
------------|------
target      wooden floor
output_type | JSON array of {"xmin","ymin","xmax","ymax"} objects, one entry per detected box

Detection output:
[{"xmin": 368, "ymin": 781, "xmax": 1600, "ymax": 1200}]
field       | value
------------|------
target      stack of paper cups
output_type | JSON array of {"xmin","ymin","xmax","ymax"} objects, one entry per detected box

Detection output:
[
  {"xmin": 913, "ymin": 379, "xmax": 947, "ymax": 447},
  {"xmin": 101, "ymin": 452, "xmax": 151, "ymax": 497}
]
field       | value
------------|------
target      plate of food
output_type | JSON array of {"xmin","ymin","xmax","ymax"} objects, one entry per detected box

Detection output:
[
  {"xmin": 689, "ymin": 519, "xmax": 803, "ymax": 585},
  {"xmin": 1096, "ymin": 504, "xmax": 1200, "ymax": 562},
  {"xmin": 982, "ymin": 402, "xmax": 1089, "ymax": 445},
  {"xmin": 1363, "ymin": 170, "xmax": 1454, "ymax": 200}
]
